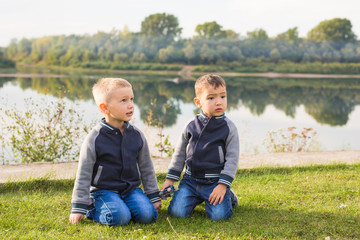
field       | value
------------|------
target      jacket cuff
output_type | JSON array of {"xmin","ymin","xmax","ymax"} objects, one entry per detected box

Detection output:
[
  {"xmin": 147, "ymin": 192, "xmax": 161, "ymax": 203},
  {"xmin": 218, "ymin": 174, "xmax": 233, "ymax": 188},
  {"xmin": 71, "ymin": 203, "xmax": 89, "ymax": 215},
  {"xmin": 166, "ymin": 169, "xmax": 181, "ymax": 181}
]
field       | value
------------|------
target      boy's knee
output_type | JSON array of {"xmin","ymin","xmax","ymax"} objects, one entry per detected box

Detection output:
[
  {"xmin": 168, "ymin": 205, "xmax": 189, "ymax": 218},
  {"xmin": 138, "ymin": 210, "xmax": 157, "ymax": 224},
  {"xmin": 134, "ymin": 207, "xmax": 157, "ymax": 224},
  {"xmin": 104, "ymin": 210, "xmax": 131, "ymax": 226},
  {"xmin": 207, "ymin": 207, "xmax": 232, "ymax": 221}
]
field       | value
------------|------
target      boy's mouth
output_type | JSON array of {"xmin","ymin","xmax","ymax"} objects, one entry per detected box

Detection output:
[
  {"xmin": 215, "ymin": 108, "xmax": 223, "ymax": 112},
  {"xmin": 126, "ymin": 111, "xmax": 133, "ymax": 116}
]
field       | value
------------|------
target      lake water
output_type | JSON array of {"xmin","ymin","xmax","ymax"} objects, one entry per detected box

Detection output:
[{"xmin": 1, "ymin": 69, "xmax": 360, "ymax": 163}]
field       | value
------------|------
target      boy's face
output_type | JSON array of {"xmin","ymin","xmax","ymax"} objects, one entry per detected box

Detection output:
[
  {"xmin": 194, "ymin": 85, "xmax": 227, "ymax": 118},
  {"xmin": 101, "ymin": 87, "xmax": 134, "ymax": 126}
]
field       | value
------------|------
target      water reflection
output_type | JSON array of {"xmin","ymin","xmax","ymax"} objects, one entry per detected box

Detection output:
[
  {"xmin": 4, "ymin": 74, "xmax": 360, "ymax": 127},
  {"xmin": 0, "ymin": 77, "xmax": 13, "ymax": 88}
]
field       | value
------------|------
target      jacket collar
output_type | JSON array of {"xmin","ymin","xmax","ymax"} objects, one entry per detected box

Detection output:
[
  {"xmin": 100, "ymin": 118, "xmax": 130, "ymax": 131},
  {"xmin": 199, "ymin": 110, "xmax": 226, "ymax": 120}
]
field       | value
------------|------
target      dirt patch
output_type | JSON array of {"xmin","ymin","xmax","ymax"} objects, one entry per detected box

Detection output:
[{"xmin": 0, "ymin": 150, "xmax": 359, "ymax": 183}]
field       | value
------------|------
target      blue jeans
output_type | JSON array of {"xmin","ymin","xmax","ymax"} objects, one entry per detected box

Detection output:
[
  {"xmin": 168, "ymin": 174, "xmax": 233, "ymax": 221},
  {"xmin": 87, "ymin": 188, "xmax": 157, "ymax": 226}
]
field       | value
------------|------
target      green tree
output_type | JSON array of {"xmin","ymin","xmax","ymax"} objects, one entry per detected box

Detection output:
[
  {"xmin": 247, "ymin": 29, "xmax": 269, "ymax": 41},
  {"xmin": 216, "ymin": 45, "xmax": 230, "ymax": 61},
  {"xmin": 141, "ymin": 13, "xmax": 182, "ymax": 40},
  {"xmin": 183, "ymin": 43, "xmax": 195, "ymax": 64},
  {"xmin": 113, "ymin": 53, "xmax": 128, "ymax": 62},
  {"xmin": 131, "ymin": 52, "xmax": 147, "ymax": 62},
  {"xmin": 200, "ymin": 43, "xmax": 216, "ymax": 63},
  {"xmin": 0, "ymin": 50, "xmax": 15, "ymax": 68},
  {"xmin": 44, "ymin": 46, "xmax": 63, "ymax": 65},
  {"xmin": 82, "ymin": 50, "xmax": 97, "ymax": 62},
  {"xmin": 276, "ymin": 27, "xmax": 299, "ymax": 41},
  {"xmin": 158, "ymin": 45, "xmax": 178, "ymax": 63},
  {"xmin": 195, "ymin": 21, "xmax": 226, "ymax": 39},
  {"xmin": 224, "ymin": 30, "xmax": 239, "ymax": 39},
  {"xmin": 341, "ymin": 43, "xmax": 360, "ymax": 62},
  {"xmin": 270, "ymin": 48, "xmax": 281, "ymax": 62},
  {"xmin": 17, "ymin": 38, "xmax": 32, "ymax": 56},
  {"xmin": 307, "ymin": 18, "xmax": 357, "ymax": 49},
  {"xmin": 5, "ymin": 39, "xmax": 19, "ymax": 59},
  {"xmin": 229, "ymin": 46, "xmax": 244, "ymax": 61}
]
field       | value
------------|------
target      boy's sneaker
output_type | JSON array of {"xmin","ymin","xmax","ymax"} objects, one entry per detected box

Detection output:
[{"xmin": 230, "ymin": 189, "xmax": 238, "ymax": 208}]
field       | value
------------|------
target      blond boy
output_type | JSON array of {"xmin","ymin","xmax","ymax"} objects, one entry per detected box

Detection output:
[{"xmin": 69, "ymin": 78, "xmax": 161, "ymax": 226}]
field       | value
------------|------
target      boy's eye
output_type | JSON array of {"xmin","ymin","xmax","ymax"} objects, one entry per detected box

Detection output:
[
  {"xmin": 208, "ymin": 97, "xmax": 214, "ymax": 100},
  {"xmin": 221, "ymin": 95, "xmax": 226, "ymax": 98}
]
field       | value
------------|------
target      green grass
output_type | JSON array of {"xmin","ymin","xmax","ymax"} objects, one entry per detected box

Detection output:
[{"xmin": 0, "ymin": 164, "xmax": 359, "ymax": 239}]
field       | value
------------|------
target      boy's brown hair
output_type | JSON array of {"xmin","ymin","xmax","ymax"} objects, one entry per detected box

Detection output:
[
  {"xmin": 194, "ymin": 74, "xmax": 226, "ymax": 97},
  {"xmin": 92, "ymin": 78, "xmax": 132, "ymax": 106}
]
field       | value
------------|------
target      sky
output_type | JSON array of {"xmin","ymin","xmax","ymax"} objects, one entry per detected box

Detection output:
[{"xmin": 1, "ymin": 0, "xmax": 359, "ymax": 47}]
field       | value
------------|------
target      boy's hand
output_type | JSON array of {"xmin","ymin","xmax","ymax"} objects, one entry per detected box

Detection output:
[
  {"xmin": 160, "ymin": 179, "xmax": 175, "ymax": 192},
  {"xmin": 209, "ymin": 184, "xmax": 227, "ymax": 206},
  {"xmin": 69, "ymin": 213, "xmax": 85, "ymax": 224},
  {"xmin": 153, "ymin": 201, "xmax": 162, "ymax": 212}
]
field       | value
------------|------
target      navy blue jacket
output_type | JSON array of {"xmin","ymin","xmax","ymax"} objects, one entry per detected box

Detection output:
[
  {"xmin": 166, "ymin": 112, "xmax": 239, "ymax": 187},
  {"xmin": 71, "ymin": 120, "xmax": 160, "ymax": 215}
]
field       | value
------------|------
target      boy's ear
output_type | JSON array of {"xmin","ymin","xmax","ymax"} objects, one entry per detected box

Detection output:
[
  {"xmin": 194, "ymin": 97, "xmax": 201, "ymax": 108},
  {"xmin": 99, "ymin": 103, "xmax": 109, "ymax": 114}
]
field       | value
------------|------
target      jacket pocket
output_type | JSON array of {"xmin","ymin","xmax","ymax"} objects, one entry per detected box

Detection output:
[
  {"xmin": 93, "ymin": 165, "xmax": 103, "ymax": 185},
  {"xmin": 218, "ymin": 146, "xmax": 224, "ymax": 164}
]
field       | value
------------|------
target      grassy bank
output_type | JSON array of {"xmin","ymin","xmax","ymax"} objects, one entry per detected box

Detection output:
[
  {"xmin": 11, "ymin": 63, "xmax": 360, "ymax": 79},
  {"xmin": 0, "ymin": 164, "xmax": 359, "ymax": 239},
  {"xmin": 193, "ymin": 61, "xmax": 360, "ymax": 75}
]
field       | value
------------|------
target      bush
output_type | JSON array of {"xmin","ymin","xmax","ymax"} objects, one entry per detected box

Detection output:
[
  {"xmin": 262, "ymin": 126, "xmax": 317, "ymax": 153},
  {"xmin": 0, "ymin": 97, "xmax": 91, "ymax": 164}
]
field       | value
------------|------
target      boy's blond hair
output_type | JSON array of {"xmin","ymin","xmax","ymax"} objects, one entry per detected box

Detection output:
[
  {"xmin": 92, "ymin": 78, "xmax": 132, "ymax": 106},
  {"xmin": 194, "ymin": 74, "xmax": 226, "ymax": 97}
]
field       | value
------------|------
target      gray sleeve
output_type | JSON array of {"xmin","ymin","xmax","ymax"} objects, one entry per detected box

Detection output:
[
  {"xmin": 166, "ymin": 122, "xmax": 190, "ymax": 181},
  {"xmin": 136, "ymin": 127, "xmax": 161, "ymax": 203},
  {"xmin": 218, "ymin": 118, "xmax": 240, "ymax": 186},
  {"xmin": 71, "ymin": 126, "xmax": 100, "ymax": 214}
]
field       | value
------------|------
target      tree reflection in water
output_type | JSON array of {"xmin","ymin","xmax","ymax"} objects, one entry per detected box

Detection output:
[{"xmin": 5, "ymin": 74, "xmax": 360, "ymax": 127}]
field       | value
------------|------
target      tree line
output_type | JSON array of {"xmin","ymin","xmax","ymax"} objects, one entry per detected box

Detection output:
[{"xmin": 2, "ymin": 14, "xmax": 360, "ymax": 73}]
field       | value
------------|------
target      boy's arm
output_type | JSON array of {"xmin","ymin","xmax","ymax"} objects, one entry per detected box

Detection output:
[
  {"xmin": 165, "ymin": 123, "xmax": 189, "ymax": 182},
  {"xmin": 218, "ymin": 119, "xmax": 240, "ymax": 188},
  {"xmin": 137, "ymin": 130, "xmax": 161, "ymax": 204},
  {"xmin": 70, "ymin": 129, "xmax": 98, "ymax": 216},
  {"xmin": 209, "ymin": 120, "xmax": 239, "ymax": 206}
]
